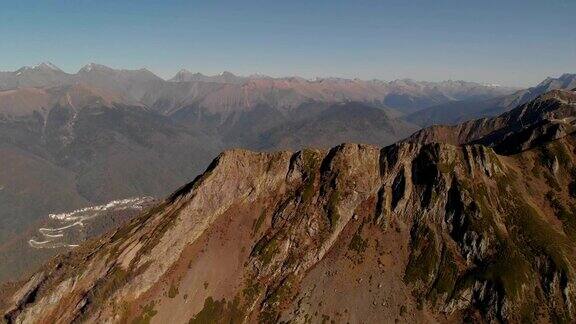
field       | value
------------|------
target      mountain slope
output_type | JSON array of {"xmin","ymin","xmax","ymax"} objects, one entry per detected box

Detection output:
[
  {"xmin": 406, "ymin": 73, "xmax": 576, "ymax": 126},
  {"xmin": 0, "ymin": 63, "xmax": 72, "ymax": 90},
  {"xmin": 0, "ymin": 84, "xmax": 222, "ymax": 283},
  {"xmin": 251, "ymin": 102, "xmax": 418, "ymax": 151},
  {"xmin": 405, "ymin": 89, "xmax": 576, "ymax": 154},
  {"xmin": 3, "ymin": 91, "xmax": 576, "ymax": 323}
]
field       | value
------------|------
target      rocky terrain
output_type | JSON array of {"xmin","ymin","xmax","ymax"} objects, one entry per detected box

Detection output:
[
  {"xmin": 2, "ymin": 89, "xmax": 575, "ymax": 323},
  {"xmin": 1, "ymin": 63, "xmax": 518, "ymax": 283}
]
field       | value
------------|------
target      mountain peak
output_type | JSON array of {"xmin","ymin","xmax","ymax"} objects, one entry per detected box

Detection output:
[
  {"xmin": 220, "ymin": 71, "xmax": 236, "ymax": 77},
  {"xmin": 78, "ymin": 63, "xmax": 114, "ymax": 73},
  {"xmin": 560, "ymin": 73, "xmax": 576, "ymax": 80},
  {"xmin": 169, "ymin": 69, "xmax": 202, "ymax": 82},
  {"xmin": 34, "ymin": 62, "xmax": 62, "ymax": 71},
  {"xmin": 176, "ymin": 68, "xmax": 192, "ymax": 74},
  {"xmin": 15, "ymin": 62, "xmax": 63, "ymax": 74}
]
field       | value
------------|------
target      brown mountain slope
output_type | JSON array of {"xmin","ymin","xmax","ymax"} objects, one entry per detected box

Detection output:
[{"xmin": 3, "ymin": 119, "xmax": 576, "ymax": 323}]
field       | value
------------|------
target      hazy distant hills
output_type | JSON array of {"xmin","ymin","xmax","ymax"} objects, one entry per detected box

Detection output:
[
  {"xmin": 0, "ymin": 84, "xmax": 221, "ymax": 282},
  {"xmin": 168, "ymin": 69, "xmax": 247, "ymax": 84},
  {"xmin": 0, "ymin": 62, "xmax": 518, "ymax": 115},
  {"xmin": 0, "ymin": 63, "xmax": 71, "ymax": 90},
  {"xmin": 406, "ymin": 73, "xmax": 576, "ymax": 127}
]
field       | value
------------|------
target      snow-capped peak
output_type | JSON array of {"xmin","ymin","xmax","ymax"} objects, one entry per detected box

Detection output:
[
  {"xmin": 80, "ymin": 63, "xmax": 98, "ymax": 73},
  {"xmin": 15, "ymin": 62, "xmax": 62, "ymax": 74},
  {"xmin": 79, "ymin": 63, "xmax": 114, "ymax": 73},
  {"xmin": 33, "ymin": 62, "xmax": 62, "ymax": 71}
]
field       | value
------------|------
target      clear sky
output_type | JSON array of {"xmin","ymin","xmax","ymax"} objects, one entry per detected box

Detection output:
[{"xmin": 0, "ymin": 0, "xmax": 574, "ymax": 87}]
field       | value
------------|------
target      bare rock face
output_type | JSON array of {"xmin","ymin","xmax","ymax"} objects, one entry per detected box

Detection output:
[{"xmin": 2, "ymin": 90, "xmax": 576, "ymax": 323}]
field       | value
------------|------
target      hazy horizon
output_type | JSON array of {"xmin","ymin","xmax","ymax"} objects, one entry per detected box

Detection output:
[{"xmin": 1, "ymin": 0, "xmax": 575, "ymax": 87}]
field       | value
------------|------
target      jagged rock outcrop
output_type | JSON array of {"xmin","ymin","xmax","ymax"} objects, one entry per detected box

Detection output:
[{"xmin": 2, "ymin": 131, "xmax": 576, "ymax": 323}]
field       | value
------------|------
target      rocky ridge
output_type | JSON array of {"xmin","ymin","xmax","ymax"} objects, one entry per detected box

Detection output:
[{"xmin": 2, "ymin": 90, "xmax": 576, "ymax": 323}]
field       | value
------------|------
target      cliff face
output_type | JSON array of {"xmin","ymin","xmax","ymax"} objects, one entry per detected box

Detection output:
[{"xmin": 2, "ymin": 91, "xmax": 576, "ymax": 323}]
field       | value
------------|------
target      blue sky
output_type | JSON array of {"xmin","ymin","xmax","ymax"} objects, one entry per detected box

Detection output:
[{"xmin": 0, "ymin": 0, "xmax": 574, "ymax": 86}]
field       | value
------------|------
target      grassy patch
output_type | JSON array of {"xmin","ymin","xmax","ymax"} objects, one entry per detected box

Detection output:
[
  {"xmin": 252, "ymin": 210, "xmax": 266, "ymax": 235},
  {"xmin": 91, "ymin": 267, "xmax": 128, "ymax": 306},
  {"xmin": 327, "ymin": 190, "xmax": 341, "ymax": 229},
  {"xmin": 428, "ymin": 248, "xmax": 458, "ymax": 303},
  {"xmin": 188, "ymin": 297, "xmax": 243, "ymax": 324},
  {"xmin": 301, "ymin": 173, "xmax": 316, "ymax": 203},
  {"xmin": 242, "ymin": 279, "xmax": 261, "ymax": 303},
  {"xmin": 299, "ymin": 149, "xmax": 320, "ymax": 203},
  {"xmin": 348, "ymin": 224, "xmax": 368, "ymax": 255},
  {"xmin": 483, "ymin": 246, "xmax": 532, "ymax": 300},
  {"xmin": 546, "ymin": 191, "xmax": 576, "ymax": 240},
  {"xmin": 404, "ymin": 225, "xmax": 438, "ymax": 286},
  {"xmin": 437, "ymin": 161, "xmax": 455, "ymax": 174},
  {"xmin": 543, "ymin": 172, "xmax": 561, "ymax": 192},
  {"xmin": 512, "ymin": 202, "xmax": 573, "ymax": 274},
  {"xmin": 546, "ymin": 142, "xmax": 571, "ymax": 166},
  {"xmin": 132, "ymin": 302, "xmax": 157, "ymax": 324},
  {"xmin": 168, "ymin": 281, "xmax": 179, "ymax": 298},
  {"xmin": 260, "ymin": 275, "xmax": 296, "ymax": 323},
  {"xmin": 251, "ymin": 236, "xmax": 280, "ymax": 266}
]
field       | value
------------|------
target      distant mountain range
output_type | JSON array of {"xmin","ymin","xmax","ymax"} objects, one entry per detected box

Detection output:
[
  {"xmin": 3, "ymin": 88, "xmax": 575, "ymax": 323},
  {"xmin": 0, "ymin": 62, "xmax": 518, "ymax": 114},
  {"xmin": 406, "ymin": 73, "xmax": 576, "ymax": 126}
]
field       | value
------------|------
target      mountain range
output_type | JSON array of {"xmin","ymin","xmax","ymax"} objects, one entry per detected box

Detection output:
[
  {"xmin": 0, "ymin": 63, "xmax": 518, "ymax": 114},
  {"xmin": 0, "ymin": 63, "xmax": 574, "ymax": 304},
  {"xmin": 2, "ymin": 88, "xmax": 575, "ymax": 323},
  {"xmin": 406, "ymin": 73, "xmax": 576, "ymax": 127}
]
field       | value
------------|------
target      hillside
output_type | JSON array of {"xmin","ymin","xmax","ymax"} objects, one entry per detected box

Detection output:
[
  {"xmin": 2, "ymin": 90, "xmax": 575, "ymax": 323},
  {"xmin": 0, "ymin": 84, "xmax": 221, "ymax": 283}
]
